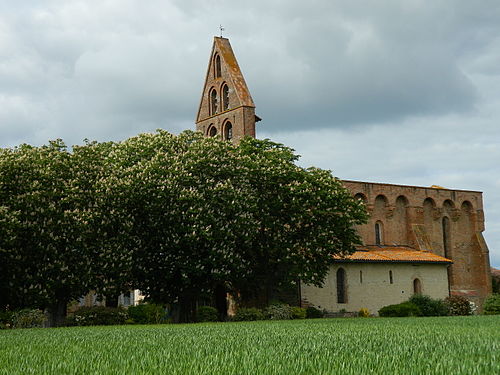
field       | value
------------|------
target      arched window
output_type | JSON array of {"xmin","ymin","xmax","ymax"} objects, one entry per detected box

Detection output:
[
  {"xmin": 215, "ymin": 54, "xmax": 221, "ymax": 78},
  {"xmin": 442, "ymin": 216, "xmax": 451, "ymax": 258},
  {"xmin": 210, "ymin": 89, "xmax": 218, "ymax": 115},
  {"xmin": 389, "ymin": 270, "xmax": 393, "ymax": 284},
  {"xmin": 222, "ymin": 84, "xmax": 230, "ymax": 111},
  {"xmin": 336, "ymin": 268, "xmax": 347, "ymax": 303},
  {"xmin": 442, "ymin": 216, "xmax": 452, "ymax": 292},
  {"xmin": 375, "ymin": 221, "xmax": 383, "ymax": 245},
  {"xmin": 413, "ymin": 278, "xmax": 422, "ymax": 295},
  {"xmin": 207, "ymin": 125, "xmax": 217, "ymax": 137},
  {"xmin": 223, "ymin": 122, "xmax": 233, "ymax": 141},
  {"xmin": 359, "ymin": 270, "xmax": 363, "ymax": 284}
]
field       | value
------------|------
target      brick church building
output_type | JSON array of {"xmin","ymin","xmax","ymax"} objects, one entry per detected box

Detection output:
[{"xmin": 196, "ymin": 37, "xmax": 492, "ymax": 313}]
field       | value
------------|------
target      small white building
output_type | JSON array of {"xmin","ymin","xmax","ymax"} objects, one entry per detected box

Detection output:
[{"xmin": 300, "ymin": 246, "xmax": 452, "ymax": 315}]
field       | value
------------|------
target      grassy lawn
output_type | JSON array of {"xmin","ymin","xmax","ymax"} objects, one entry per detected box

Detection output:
[{"xmin": 0, "ymin": 316, "xmax": 498, "ymax": 375}]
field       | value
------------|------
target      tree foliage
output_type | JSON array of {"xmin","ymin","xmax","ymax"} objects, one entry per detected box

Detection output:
[{"xmin": 0, "ymin": 130, "xmax": 367, "ymax": 323}]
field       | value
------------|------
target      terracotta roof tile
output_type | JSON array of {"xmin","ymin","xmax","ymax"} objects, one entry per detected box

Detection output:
[{"xmin": 333, "ymin": 246, "xmax": 452, "ymax": 264}]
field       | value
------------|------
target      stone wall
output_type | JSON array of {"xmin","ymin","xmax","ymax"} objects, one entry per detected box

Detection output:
[
  {"xmin": 301, "ymin": 262, "xmax": 449, "ymax": 315},
  {"xmin": 342, "ymin": 180, "xmax": 492, "ymax": 307}
]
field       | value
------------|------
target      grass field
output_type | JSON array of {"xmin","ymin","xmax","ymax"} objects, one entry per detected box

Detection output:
[{"xmin": 0, "ymin": 316, "xmax": 498, "ymax": 375}]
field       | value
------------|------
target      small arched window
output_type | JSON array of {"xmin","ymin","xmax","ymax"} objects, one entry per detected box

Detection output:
[
  {"xmin": 413, "ymin": 278, "xmax": 422, "ymax": 295},
  {"xmin": 389, "ymin": 270, "xmax": 393, "ymax": 284},
  {"xmin": 375, "ymin": 221, "xmax": 383, "ymax": 245},
  {"xmin": 222, "ymin": 84, "xmax": 230, "ymax": 111},
  {"xmin": 442, "ymin": 216, "xmax": 451, "ymax": 258},
  {"xmin": 208, "ymin": 125, "xmax": 217, "ymax": 137},
  {"xmin": 215, "ymin": 54, "xmax": 222, "ymax": 78},
  {"xmin": 224, "ymin": 122, "xmax": 233, "ymax": 141},
  {"xmin": 359, "ymin": 270, "xmax": 363, "ymax": 284},
  {"xmin": 210, "ymin": 89, "xmax": 218, "ymax": 115},
  {"xmin": 337, "ymin": 268, "xmax": 347, "ymax": 304}
]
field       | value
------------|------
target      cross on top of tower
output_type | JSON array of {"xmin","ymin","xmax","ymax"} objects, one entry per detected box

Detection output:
[{"xmin": 219, "ymin": 25, "xmax": 225, "ymax": 37}]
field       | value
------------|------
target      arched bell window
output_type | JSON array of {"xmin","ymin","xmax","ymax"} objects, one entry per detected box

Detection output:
[
  {"xmin": 223, "ymin": 122, "xmax": 233, "ymax": 141},
  {"xmin": 337, "ymin": 268, "xmax": 347, "ymax": 303},
  {"xmin": 207, "ymin": 125, "xmax": 217, "ymax": 137},
  {"xmin": 215, "ymin": 54, "xmax": 222, "ymax": 78},
  {"xmin": 222, "ymin": 84, "xmax": 230, "ymax": 111},
  {"xmin": 210, "ymin": 88, "xmax": 218, "ymax": 115}
]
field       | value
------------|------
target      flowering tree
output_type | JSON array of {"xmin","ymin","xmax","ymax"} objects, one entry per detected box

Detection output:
[
  {"xmin": 232, "ymin": 138, "xmax": 367, "ymax": 306},
  {"xmin": 0, "ymin": 141, "xmax": 98, "ymax": 325},
  {"xmin": 0, "ymin": 130, "xmax": 367, "ymax": 323}
]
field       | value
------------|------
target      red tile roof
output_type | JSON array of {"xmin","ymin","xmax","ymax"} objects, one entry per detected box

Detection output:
[{"xmin": 333, "ymin": 246, "xmax": 452, "ymax": 264}]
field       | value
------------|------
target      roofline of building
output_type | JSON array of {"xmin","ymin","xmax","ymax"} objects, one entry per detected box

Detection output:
[
  {"xmin": 341, "ymin": 179, "xmax": 483, "ymax": 194},
  {"xmin": 332, "ymin": 259, "xmax": 453, "ymax": 265}
]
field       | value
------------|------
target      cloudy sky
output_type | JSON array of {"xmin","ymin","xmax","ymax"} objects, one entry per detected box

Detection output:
[{"xmin": 1, "ymin": 0, "xmax": 499, "ymax": 267}]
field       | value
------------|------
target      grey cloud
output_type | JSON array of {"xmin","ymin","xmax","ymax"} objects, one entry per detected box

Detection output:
[{"xmin": 0, "ymin": 0, "xmax": 499, "ymax": 266}]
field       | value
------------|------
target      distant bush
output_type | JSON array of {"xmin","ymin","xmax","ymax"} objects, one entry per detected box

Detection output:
[
  {"xmin": 11, "ymin": 309, "xmax": 45, "ymax": 329},
  {"xmin": 358, "ymin": 308, "xmax": 370, "ymax": 317},
  {"xmin": 66, "ymin": 306, "xmax": 128, "ymax": 326},
  {"xmin": 196, "ymin": 306, "xmax": 218, "ymax": 322},
  {"xmin": 232, "ymin": 307, "xmax": 265, "ymax": 322},
  {"xmin": 127, "ymin": 303, "xmax": 166, "ymax": 324},
  {"xmin": 483, "ymin": 294, "xmax": 500, "ymax": 315},
  {"xmin": 305, "ymin": 306, "xmax": 324, "ymax": 319},
  {"xmin": 291, "ymin": 307, "xmax": 307, "ymax": 319},
  {"xmin": 379, "ymin": 302, "xmax": 421, "ymax": 317},
  {"xmin": 408, "ymin": 295, "xmax": 448, "ymax": 317},
  {"xmin": 265, "ymin": 303, "xmax": 293, "ymax": 320},
  {"xmin": 445, "ymin": 295, "xmax": 472, "ymax": 316}
]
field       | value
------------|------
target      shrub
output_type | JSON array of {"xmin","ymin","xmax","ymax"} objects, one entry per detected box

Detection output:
[
  {"xmin": 0, "ymin": 310, "xmax": 13, "ymax": 329},
  {"xmin": 408, "ymin": 295, "xmax": 448, "ymax": 317},
  {"xmin": 483, "ymin": 294, "xmax": 500, "ymax": 315},
  {"xmin": 358, "ymin": 308, "xmax": 370, "ymax": 317},
  {"xmin": 305, "ymin": 306, "xmax": 324, "ymax": 319},
  {"xmin": 445, "ymin": 295, "xmax": 472, "ymax": 316},
  {"xmin": 265, "ymin": 303, "xmax": 293, "ymax": 320},
  {"xmin": 232, "ymin": 307, "xmax": 265, "ymax": 322},
  {"xmin": 66, "ymin": 306, "xmax": 128, "ymax": 326},
  {"xmin": 291, "ymin": 307, "xmax": 307, "ymax": 319},
  {"xmin": 127, "ymin": 303, "xmax": 166, "ymax": 324},
  {"xmin": 196, "ymin": 306, "xmax": 219, "ymax": 322},
  {"xmin": 11, "ymin": 309, "xmax": 46, "ymax": 329},
  {"xmin": 379, "ymin": 302, "xmax": 421, "ymax": 317}
]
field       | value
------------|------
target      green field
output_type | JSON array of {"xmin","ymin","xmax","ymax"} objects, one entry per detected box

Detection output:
[{"xmin": 0, "ymin": 316, "xmax": 498, "ymax": 375}]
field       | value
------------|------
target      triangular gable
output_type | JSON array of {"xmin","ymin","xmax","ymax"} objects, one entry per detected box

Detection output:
[{"xmin": 196, "ymin": 37, "xmax": 255, "ymax": 123}]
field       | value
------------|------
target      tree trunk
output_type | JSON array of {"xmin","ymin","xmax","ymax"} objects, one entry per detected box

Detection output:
[
  {"xmin": 48, "ymin": 298, "xmax": 67, "ymax": 327},
  {"xmin": 105, "ymin": 293, "xmax": 119, "ymax": 308},
  {"xmin": 215, "ymin": 284, "xmax": 228, "ymax": 321},
  {"xmin": 175, "ymin": 294, "xmax": 196, "ymax": 323}
]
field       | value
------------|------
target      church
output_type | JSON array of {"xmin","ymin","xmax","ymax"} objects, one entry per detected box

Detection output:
[{"xmin": 195, "ymin": 36, "xmax": 492, "ymax": 314}]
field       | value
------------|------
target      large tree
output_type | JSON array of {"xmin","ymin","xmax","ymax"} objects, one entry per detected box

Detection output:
[
  {"xmin": 231, "ymin": 137, "xmax": 367, "ymax": 306},
  {"xmin": 0, "ymin": 130, "xmax": 367, "ymax": 323},
  {"xmin": 0, "ymin": 141, "xmax": 97, "ymax": 325},
  {"xmin": 114, "ymin": 131, "xmax": 366, "ymax": 318},
  {"xmin": 112, "ymin": 131, "xmax": 256, "ymax": 321}
]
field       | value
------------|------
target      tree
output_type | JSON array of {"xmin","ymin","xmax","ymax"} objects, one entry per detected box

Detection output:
[
  {"xmin": 232, "ymin": 138, "xmax": 367, "ymax": 306},
  {"xmin": 114, "ymin": 131, "xmax": 255, "ymax": 321},
  {"xmin": 0, "ymin": 130, "xmax": 367, "ymax": 323},
  {"xmin": 0, "ymin": 141, "xmax": 96, "ymax": 325},
  {"xmin": 114, "ymin": 131, "xmax": 366, "ymax": 319}
]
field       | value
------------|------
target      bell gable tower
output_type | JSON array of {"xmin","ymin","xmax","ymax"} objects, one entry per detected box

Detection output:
[{"xmin": 196, "ymin": 37, "xmax": 260, "ymax": 142}]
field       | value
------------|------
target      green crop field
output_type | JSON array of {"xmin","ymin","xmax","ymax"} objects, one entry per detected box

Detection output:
[{"xmin": 0, "ymin": 316, "xmax": 498, "ymax": 375}]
